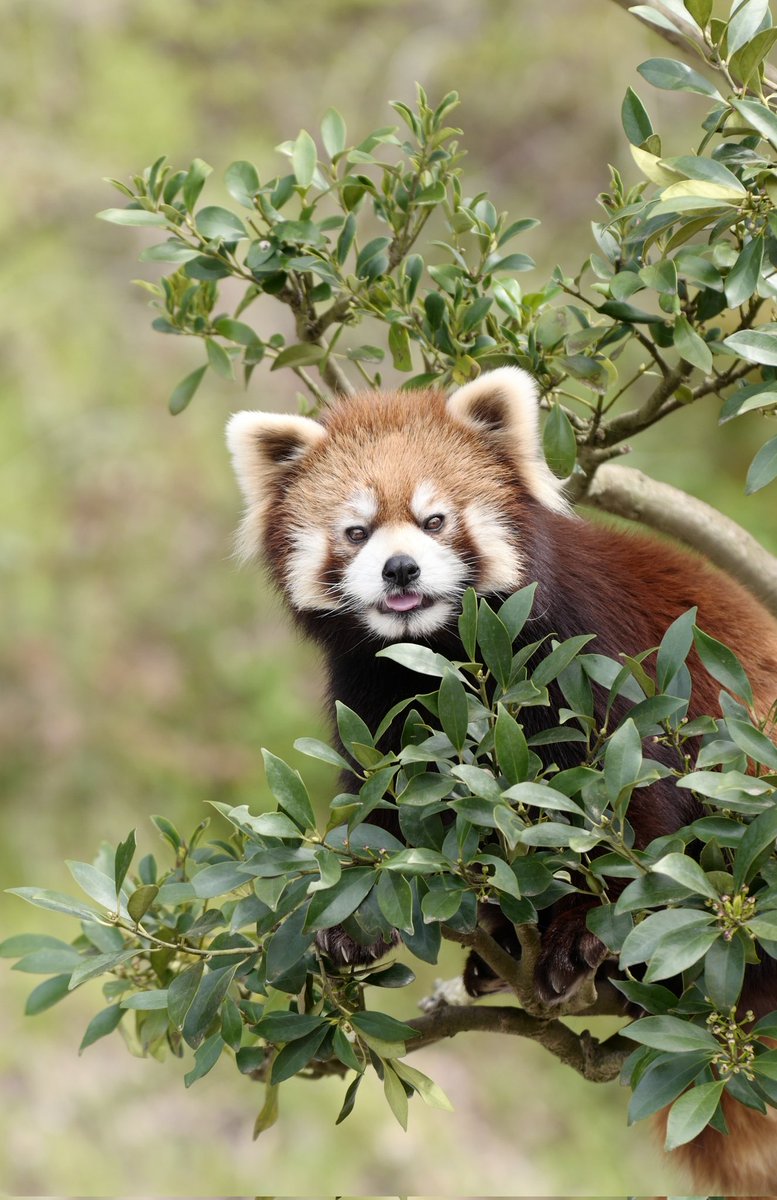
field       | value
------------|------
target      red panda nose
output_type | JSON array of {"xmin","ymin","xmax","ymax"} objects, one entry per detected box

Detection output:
[{"xmin": 382, "ymin": 554, "xmax": 420, "ymax": 588}]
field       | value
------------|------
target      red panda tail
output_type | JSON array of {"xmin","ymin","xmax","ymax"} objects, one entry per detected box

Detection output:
[{"xmin": 653, "ymin": 1092, "xmax": 777, "ymax": 1196}]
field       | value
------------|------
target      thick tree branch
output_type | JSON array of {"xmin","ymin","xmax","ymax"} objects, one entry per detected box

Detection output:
[
  {"xmin": 404, "ymin": 1003, "xmax": 632, "ymax": 1083},
  {"xmin": 581, "ymin": 464, "xmax": 777, "ymax": 616}
]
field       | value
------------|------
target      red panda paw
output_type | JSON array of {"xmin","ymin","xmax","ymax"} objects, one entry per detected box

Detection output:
[
  {"xmin": 534, "ymin": 909, "xmax": 608, "ymax": 1004},
  {"xmin": 315, "ymin": 926, "xmax": 399, "ymax": 967}
]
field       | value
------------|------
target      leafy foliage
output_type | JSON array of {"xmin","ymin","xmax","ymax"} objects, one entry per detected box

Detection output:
[
  {"xmin": 5, "ymin": 587, "xmax": 777, "ymax": 1149},
  {"xmin": 100, "ymin": 21, "xmax": 777, "ymax": 496},
  {"xmin": 7, "ymin": 0, "xmax": 777, "ymax": 1161}
]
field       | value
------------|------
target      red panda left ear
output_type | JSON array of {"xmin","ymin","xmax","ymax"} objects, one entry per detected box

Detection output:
[
  {"xmin": 446, "ymin": 366, "xmax": 572, "ymax": 515},
  {"xmin": 226, "ymin": 411, "xmax": 326, "ymax": 557},
  {"xmin": 226, "ymin": 410, "xmax": 325, "ymax": 501}
]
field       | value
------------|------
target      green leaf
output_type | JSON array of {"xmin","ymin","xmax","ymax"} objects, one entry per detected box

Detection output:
[
  {"xmin": 351, "ymin": 1010, "xmax": 420, "ymax": 1043},
  {"xmin": 195, "ymin": 206, "xmax": 247, "ymax": 241},
  {"xmin": 665, "ymin": 1079, "xmax": 725, "ymax": 1149},
  {"xmin": 254, "ymin": 1012, "xmax": 326, "ymax": 1042},
  {"xmin": 459, "ymin": 296, "xmax": 492, "ymax": 331},
  {"xmin": 644, "ymin": 924, "xmax": 720, "ymax": 982},
  {"xmin": 651, "ymin": 853, "xmax": 720, "ymax": 900},
  {"xmin": 392, "ymin": 1059, "xmax": 454, "ymax": 1111},
  {"xmin": 79, "ymin": 1003, "xmax": 124, "ymax": 1053},
  {"xmin": 376, "ymin": 871, "xmax": 414, "ymax": 933},
  {"xmin": 182, "ymin": 158, "xmax": 212, "ymax": 211},
  {"xmin": 628, "ymin": 1050, "xmax": 711, "ymax": 1123},
  {"xmin": 502, "ymin": 781, "xmax": 584, "ymax": 816},
  {"xmin": 266, "ymin": 904, "xmax": 314, "ymax": 981},
  {"xmin": 543, "ymin": 404, "xmax": 577, "ymax": 477},
  {"xmin": 66, "ymin": 862, "xmax": 125, "ymax": 913},
  {"xmin": 127, "ymin": 884, "xmax": 159, "ymax": 923},
  {"xmin": 726, "ymin": 718, "xmax": 777, "ymax": 771},
  {"xmin": 294, "ymin": 736, "xmax": 353, "ymax": 771},
  {"xmin": 621, "ymin": 87, "xmax": 653, "ymax": 145},
  {"xmin": 321, "ymin": 108, "xmax": 347, "ymax": 159},
  {"xmin": 0, "ymin": 934, "xmax": 73, "ymax": 959},
  {"xmin": 704, "ymin": 932, "xmax": 746, "ymax": 1009},
  {"xmin": 184, "ymin": 1033, "xmax": 224, "ymax": 1087},
  {"xmin": 620, "ymin": 908, "xmax": 715, "ymax": 969},
  {"xmin": 746, "ymin": 436, "xmax": 777, "ymax": 494},
  {"xmin": 169, "ymin": 366, "xmax": 207, "ymax": 415},
  {"xmin": 365, "ymin": 962, "xmax": 416, "ymax": 988},
  {"xmin": 498, "ymin": 583, "xmax": 537, "ymax": 642},
  {"xmin": 206, "ymin": 338, "xmax": 234, "ymax": 379},
  {"xmin": 656, "ymin": 606, "xmax": 696, "ymax": 691},
  {"xmin": 25, "ymin": 974, "xmax": 72, "ymax": 1015},
  {"xmin": 388, "ymin": 323, "xmax": 412, "ymax": 372},
  {"xmin": 335, "ymin": 1072, "xmax": 363, "ymax": 1125},
  {"xmin": 728, "ymin": 0, "xmax": 771, "ymax": 61},
  {"xmin": 438, "ymin": 671, "xmax": 469, "ymax": 752},
  {"xmin": 262, "ymin": 749, "xmax": 316, "ymax": 831},
  {"xmin": 292, "ymin": 130, "xmax": 318, "ymax": 188},
  {"xmin": 114, "ymin": 830, "xmax": 136, "ymax": 899},
  {"xmin": 382, "ymin": 1061, "xmax": 409, "ymax": 1130},
  {"xmin": 604, "ymin": 718, "xmax": 643, "ymax": 802},
  {"xmin": 168, "ymin": 962, "xmax": 204, "ymax": 1029},
  {"xmin": 532, "ymin": 635, "xmax": 596, "ymax": 689},
  {"xmin": 225, "ymin": 160, "xmax": 260, "ymax": 208},
  {"xmin": 305, "ymin": 868, "xmax": 376, "ymax": 930},
  {"xmin": 622, "ymin": 1014, "xmax": 718, "ymax": 1054},
  {"xmin": 271, "ymin": 343, "xmax": 327, "ymax": 371},
  {"xmin": 673, "ymin": 316, "xmax": 712, "ymax": 373},
  {"xmin": 495, "ymin": 704, "xmax": 529, "ymax": 785},
  {"xmin": 191, "ymin": 861, "xmax": 249, "ymax": 899},
  {"xmin": 96, "ymin": 207, "xmax": 168, "ymax": 227},
  {"xmin": 637, "ymin": 57, "xmax": 722, "ymax": 99},
  {"xmin": 376, "ymin": 643, "xmax": 458, "ymax": 679},
  {"xmin": 723, "ymin": 330, "xmax": 777, "ymax": 365},
  {"xmin": 692, "ymin": 625, "xmax": 754, "ymax": 706},
  {"xmin": 121, "ymin": 989, "xmax": 169, "ymax": 1009},
  {"xmin": 725, "ymin": 236, "xmax": 764, "ymax": 308},
  {"xmin": 182, "ymin": 964, "xmax": 238, "ymax": 1049},
  {"xmin": 13, "ymin": 944, "xmax": 82, "ymax": 974},
  {"xmin": 733, "ymin": 804, "xmax": 777, "ymax": 889},
  {"xmin": 7, "ymin": 887, "xmax": 100, "ymax": 922},
  {"xmin": 683, "ymin": 0, "xmax": 713, "ymax": 28}
]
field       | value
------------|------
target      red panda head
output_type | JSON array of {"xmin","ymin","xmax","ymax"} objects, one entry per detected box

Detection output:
[{"xmin": 226, "ymin": 367, "xmax": 571, "ymax": 640}]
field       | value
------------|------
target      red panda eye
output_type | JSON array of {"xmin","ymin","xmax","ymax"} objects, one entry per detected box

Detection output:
[
  {"xmin": 423, "ymin": 514, "xmax": 445, "ymax": 532},
  {"xmin": 346, "ymin": 526, "xmax": 368, "ymax": 544}
]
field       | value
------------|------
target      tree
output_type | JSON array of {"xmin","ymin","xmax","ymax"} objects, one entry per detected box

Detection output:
[{"xmin": 4, "ymin": 0, "xmax": 777, "ymax": 1174}]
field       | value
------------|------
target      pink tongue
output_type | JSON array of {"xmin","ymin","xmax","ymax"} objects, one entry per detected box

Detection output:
[{"xmin": 385, "ymin": 592, "xmax": 422, "ymax": 612}]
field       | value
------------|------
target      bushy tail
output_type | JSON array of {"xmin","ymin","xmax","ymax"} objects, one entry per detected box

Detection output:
[{"xmin": 654, "ymin": 1093, "xmax": 777, "ymax": 1197}]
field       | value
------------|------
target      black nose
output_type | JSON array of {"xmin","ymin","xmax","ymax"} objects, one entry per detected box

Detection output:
[{"xmin": 382, "ymin": 554, "xmax": 420, "ymax": 588}]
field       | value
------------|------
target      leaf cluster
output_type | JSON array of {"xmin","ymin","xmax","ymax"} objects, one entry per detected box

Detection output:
[{"xmin": 5, "ymin": 586, "xmax": 777, "ymax": 1151}]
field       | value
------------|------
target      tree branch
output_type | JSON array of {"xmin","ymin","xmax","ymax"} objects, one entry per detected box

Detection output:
[
  {"xmin": 582, "ymin": 464, "xmax": 777, "ymax": 617},
  {"xmin": 404, "ymin": 1003, "xmax": 632, "ymax": 1083},
  {"xmin": 607, "ymin": 0, "xmax": 777, "ymax": 94}
]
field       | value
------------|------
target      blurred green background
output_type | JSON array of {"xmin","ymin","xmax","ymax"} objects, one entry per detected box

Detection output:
[{"xmin": 2, "ymin": 0, "xmax": 775, "ymax": 1194}]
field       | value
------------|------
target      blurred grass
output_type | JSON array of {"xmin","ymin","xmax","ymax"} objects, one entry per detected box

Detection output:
[{"xmin": 0, "ymin": 0, "xmax": 771, "ymax": 1194}]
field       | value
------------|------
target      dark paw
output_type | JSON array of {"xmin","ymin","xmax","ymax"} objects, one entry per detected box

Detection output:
[
  {"xmin": 315, "ymin": 926, "xmax": 398, "ymax": 967},
  {"xmin": 535, "ymin": 910, "xmax": 608, "ymax": 1004},
  {"xmin": 464, "ymin": 904, "xmax": 523, "ymax": 997}
]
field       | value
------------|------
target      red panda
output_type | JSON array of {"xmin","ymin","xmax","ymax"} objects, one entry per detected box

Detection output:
[{"xmin": 226, "ymin": 366, "xmax": 777, "ymax": 1194}]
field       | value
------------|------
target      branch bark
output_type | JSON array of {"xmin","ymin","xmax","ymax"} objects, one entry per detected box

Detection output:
[
  {"xmin": 581, "ymin": 463, "xmax": 777, "ymax": 617},
  {"xmin": 404, "ymin": 1003, "xmax": 632, "ymax": 1083}
]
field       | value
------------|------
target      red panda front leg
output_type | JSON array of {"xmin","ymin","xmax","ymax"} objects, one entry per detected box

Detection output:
[{"xmin": 533, "ymin": 900, "xmax": 609, "ymax": 1003}]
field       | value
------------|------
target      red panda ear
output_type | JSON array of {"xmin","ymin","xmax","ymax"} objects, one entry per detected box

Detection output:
[
  {"xmin": 446, "ymin": 367, "xmax": 571, "ymax": 515},
  {"xmin": 226, "ymin": 410, "xmax": 325, "ymax": 503}
]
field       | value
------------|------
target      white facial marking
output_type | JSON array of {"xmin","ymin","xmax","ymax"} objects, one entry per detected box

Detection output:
[
  {"xmin": 342, "ymin": 521, "xmax": 466, "ymax": 639},
  {"xmin": 341, "ymin": 488, "xmax": 378, "ymax": 532},
  {"xmin": 410, "ymin": 481, "xmax": 446, "ymax": 524},
  {"xmin": 285, "ymin": 528, "xmax": 338, "ymax": 611},
  {"xmin": 464, "ymin": 502, "xmax": 524, "ymax": 593}
]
